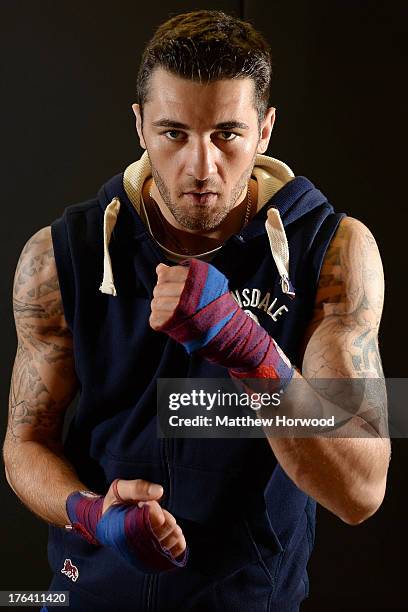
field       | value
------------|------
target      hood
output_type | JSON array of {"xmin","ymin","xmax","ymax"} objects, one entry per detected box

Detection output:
[{"xmin": 98, "ymin": 152, "xmax": 330, "ymax": 299}]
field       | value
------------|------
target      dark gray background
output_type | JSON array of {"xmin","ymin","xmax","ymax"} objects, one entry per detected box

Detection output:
[{"xmin": 1, "ymin": 1, "xmax": 407, "ymax": 610}]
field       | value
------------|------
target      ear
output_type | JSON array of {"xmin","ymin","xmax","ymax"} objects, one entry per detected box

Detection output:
[
  {"xmin": 132, "ymin": 103, "xmax": 146, "ymax": 149},
  {"xmin": 257, "ymin": 107, "xmax": 276, "ymax": 154}
]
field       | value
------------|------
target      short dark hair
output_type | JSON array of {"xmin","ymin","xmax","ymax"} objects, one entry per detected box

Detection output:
[{"xmin": 137, "ymin": 10, "xmax": 272, "ymax": 124}]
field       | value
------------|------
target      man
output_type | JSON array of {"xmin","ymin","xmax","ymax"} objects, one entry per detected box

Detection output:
[{"xmin": 4, "ymin": 9, "xmax": 390, "ymax": 612}]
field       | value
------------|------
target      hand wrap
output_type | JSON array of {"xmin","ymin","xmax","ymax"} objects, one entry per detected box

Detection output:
[
  {"xmin": 66, "ymin": 490, "xmax": 188, "ymax": 573},
  {"xmin": 158, "ymin": 259, "xmax": 294, "ymax": 387}
]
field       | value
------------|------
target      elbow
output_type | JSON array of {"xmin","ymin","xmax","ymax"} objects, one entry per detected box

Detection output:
[
  {"xmin": 338, "ymin": 479, "xmax": 387, "ymax": 526},
  {"xmin": 4, "ymin": 464, "xmax": 14, "ymax": 491},
  {"xmin": 337, "ymin": 441, "xmax": 390, "ymax": 526},
  {"xmin": 3, "ymin": 443, "xmax": 11, "ymax": 483},
  {"xmin": 3, "ymin": 460, "xmax": 17, "ymax": 496},
  {"xmin": 340, "ymin": 504, "xmax": 381, "ymax": 526},
  {"xmin": 3, "ymin": 443, "xmax": 18, "ymax": 494}
]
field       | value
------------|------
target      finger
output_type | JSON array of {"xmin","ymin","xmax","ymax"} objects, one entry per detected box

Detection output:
[
  {"xmin": 156, "ymin": 264, "xmax": 189, "ymax": 282},
  {"xmin": 156, "ymin": 524, "xmax": 176, "ymax": 542},
  {"xmin": 170, "ymin": 544, "xmax": 186, "ymax": 559},
  {"xmin": 159, "ymin": 525, "xmax": 183, "ymax": 549},
  {"xmin": 149, "ymin": 311, "xmax": 174, "ymax": 330},
  {"xmin": 153, "ymin": 509, "xmax": 177, "ymax": 541},
  {"xmin": 170, "ymin": 536, "xmax": 187, "ymax": 558},
  {"xmin": 151, "ymin": 296, "xmax": 181, "ymax": 311},
  {"xmin": 153, "ymin": 282, "xmax": 186, "ymax": 298},
  {"xmin": 156, "ymin": 263, "xmax": 171, "ymax": 275},
  {"xmin": 140, "ymin": 500, "xmax": 166, "ymax": 530}
]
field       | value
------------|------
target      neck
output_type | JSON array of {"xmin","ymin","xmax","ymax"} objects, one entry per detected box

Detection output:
[{"xmin": 142, "ymin": 178, "xmax": 258, "ymax": 255}]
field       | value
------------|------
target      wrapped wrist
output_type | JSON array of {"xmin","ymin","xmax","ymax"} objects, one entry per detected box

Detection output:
[{"xmin": 65, "ymin": 490, "xmax": 104, "ymax": 546}]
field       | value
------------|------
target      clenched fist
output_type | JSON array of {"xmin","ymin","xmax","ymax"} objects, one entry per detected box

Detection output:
[
  {"xmin": 102, "ymin": 478, "xmax": 187, "ymax": 559},
  {"xmin": 149, "ymin": 263, "xmax": 189, "ymax": 330}
]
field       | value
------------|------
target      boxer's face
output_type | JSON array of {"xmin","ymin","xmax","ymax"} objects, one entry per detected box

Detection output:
[{"xmin": 132, "ymin": 67, "xmax": 275, "ymax": 232}]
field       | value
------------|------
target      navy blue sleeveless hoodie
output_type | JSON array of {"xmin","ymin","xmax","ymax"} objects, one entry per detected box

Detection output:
[{"xmin": 47, "ymin": 160, "xmax": 345, "ymax": 612}]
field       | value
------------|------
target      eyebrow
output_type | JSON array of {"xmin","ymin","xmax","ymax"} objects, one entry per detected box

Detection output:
[{"xmin": 151, "ymin": 118, "xmax": 250, "ymax": 130}]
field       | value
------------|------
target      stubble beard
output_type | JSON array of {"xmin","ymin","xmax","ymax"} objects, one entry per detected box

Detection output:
[{"xmin": 149, "ymin": 151, "xmax": 257, "ymax": 232}]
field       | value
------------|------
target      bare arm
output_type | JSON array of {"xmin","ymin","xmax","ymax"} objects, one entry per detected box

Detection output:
[
  {"xmin": 4, "ymin": 227, "xmax": 189, "ymax": 562},
  {"xmin": 264, "ymin": 217, "xmax": 391, "ymax": 524},
  {"xmin": 3, "ymin": 226, "xmax": 85, "ymax": 527},
  {"xmin": 3, "ymin": 227, "xmax": 189, "ymax": 563}
]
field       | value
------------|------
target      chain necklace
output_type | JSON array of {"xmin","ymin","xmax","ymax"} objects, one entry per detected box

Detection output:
[
  {"xmin": 243, "ymin": 182, "xmax": 252, "ymax": 226},
  {"xmin": 148, "ymin": 182, "xmax": 252, "ymax": 256}
]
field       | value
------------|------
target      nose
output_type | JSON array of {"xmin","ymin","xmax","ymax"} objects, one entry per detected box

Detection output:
[{"xmin": 185, "ymin": 138, "xmax": 218, "ymax": 182}]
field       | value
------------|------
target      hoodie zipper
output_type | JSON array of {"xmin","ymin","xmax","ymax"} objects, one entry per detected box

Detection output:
[
  {"xmin": 145, "ymin": 438, "xmax": 172, "ymax": 611},
  {"xmin": 146, "ymin": 574, "xmax": 154, "ymax": 611}
]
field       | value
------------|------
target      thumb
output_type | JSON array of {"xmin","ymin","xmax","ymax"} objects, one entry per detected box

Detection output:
[{"xmin": 109, "ymin": 479, "xmax": 163, "ymax": 504}]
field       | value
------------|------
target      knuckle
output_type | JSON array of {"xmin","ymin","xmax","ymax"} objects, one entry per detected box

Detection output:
[
  {"xmin": 173, "ymin": 525, "xmax": 182, "ymax": 536},
  {"xmin": 157, "ymin": 513, "xmax": 166, "ymax": 527},
  {"xmin": 149, "ymin": 502, "xmax": 164, "ymax": 523},
  {"xmin": 167, "ymin": 513, "xmax": 177, "ymax": 527},
  {"xmin": 159, "ymin": 267, "xmax": 169, "ymax": 280},
  {"xmin": 174, "ymin": 537, "xmax": 186, "ymax": 554}
]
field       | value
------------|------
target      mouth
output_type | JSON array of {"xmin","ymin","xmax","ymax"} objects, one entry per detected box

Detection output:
[{"xmin": 183, "ymin": 192, "xmax": 218, "ymax": 205}]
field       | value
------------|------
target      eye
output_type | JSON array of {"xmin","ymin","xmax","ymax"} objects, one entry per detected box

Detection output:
[
  {"xmin": 164, "ymin": 130, "xmax": 186, "ymax": 141},
  {"xmin": 216, "ymin": 131, "xmax": 238, "ymax": 142}
]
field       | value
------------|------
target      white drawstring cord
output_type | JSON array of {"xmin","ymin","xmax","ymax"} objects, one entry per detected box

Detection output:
[
  {"xmin": 265, "ymin": 207, "xmax": 296, "ymax": 298},
  {"xmin": 99, "ymin": 197, "xmax": 121, "ymax": 296}
]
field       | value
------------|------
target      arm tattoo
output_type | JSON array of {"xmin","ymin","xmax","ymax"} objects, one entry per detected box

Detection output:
[
  {"xmin": 7, "ymin": 228, "xmax": 78, "ymax": 447},
  {"xmin": 302, "ymin": 218, "xmax": 387, "ymax": 436},
  {"xmin": 305, "ymin": 220, "xmax": 384, "ymax": 377}
]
